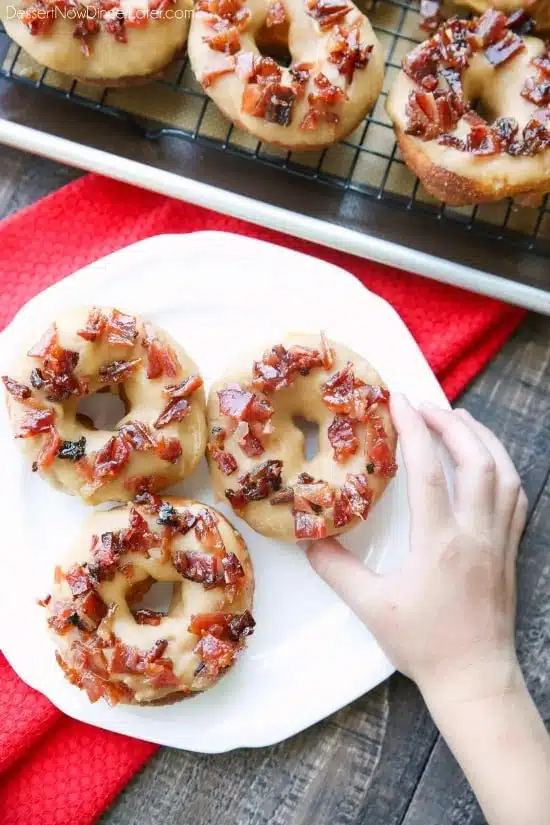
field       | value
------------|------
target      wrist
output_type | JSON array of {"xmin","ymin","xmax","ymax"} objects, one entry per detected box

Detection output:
[{"xmin": 416, "ymin": 650, "xmax": 523, "ymax": 712}]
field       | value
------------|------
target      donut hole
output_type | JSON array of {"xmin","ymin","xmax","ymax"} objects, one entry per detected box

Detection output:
[
  {"xmin": 255, "ymin": 21, "xmax": 291, "ymax": 67},
  {"xmin": 293, "ymin": 416, "xmax": 320, "ymax": 461},
  {"xmin": 76, "ymin": 387, "xmax": 129, "ymax": 431},
  {"xmin": 127, "ymin": 576, "xmax": 178, "ymax": 624}
]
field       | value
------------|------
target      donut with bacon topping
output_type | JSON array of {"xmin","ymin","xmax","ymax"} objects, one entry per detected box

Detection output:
[
  {"xmin": 386, "ymin": 10, "xmax": 550, "ymax": 205},
  {"xmin": 187, "ymin": 0, "xmax": 384, "ymax": 149},
  {"xmin": 207, "ymin": 333, "xmax": 397, "ymax": 542},
  {"xmin": 0, "ymin": 0, "xmax": 192, "ymax": 85},
  {"xmin": 3, "ymin": 307, "xmax": 207, "ymax": 504},
  {"xmin": 43, "ymin": 498, "xmax": 254, "ymax": 705}
]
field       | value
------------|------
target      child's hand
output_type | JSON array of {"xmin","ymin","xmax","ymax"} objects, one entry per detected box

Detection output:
[{"xmin": 307, "ymin": 394, "xmax": 528, "ymax": 704}]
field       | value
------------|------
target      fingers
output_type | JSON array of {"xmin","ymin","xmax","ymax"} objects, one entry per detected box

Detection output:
[
  {"xmin": 419, "ymin": 403, "xmax": 496, "ymax": 532},
  {"xmin": 454, "ymin": 408, "xmax": 524, "ymax": 525},
  {"xmin": 390, "ymin": 393, "xmax": 452, "ymax": 525},
  {"xmin": 306, "ymin": 538, "xmax": 385, "ymax": 626}
]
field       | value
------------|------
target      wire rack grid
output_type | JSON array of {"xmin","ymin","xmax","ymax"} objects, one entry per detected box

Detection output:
[{"xmin": 0, "ymin": 0, "xmax": 549, "ymax": 258}]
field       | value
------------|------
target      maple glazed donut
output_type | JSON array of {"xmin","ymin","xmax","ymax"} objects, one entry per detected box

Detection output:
[
  {"xmin": 386, "ymin": 11, "xmax": 550, "ymax": 206},
  {"xmin": 0, "ymin": 0, "xmax": 192, "ymax": 85},
  {"xmin": 42, "ymin": 498, "xmax": 255, "ymax": 705},
  {"xmin": 206, "ymin": 333, "xmax": 398, "ymax": 542},
  {"xmin": 2, "ymin": 307, "xmax": 207, "ymax": 504},
  {"xmin": 187, "ymin": 0, "xmax": 385, "ymax": 149}
]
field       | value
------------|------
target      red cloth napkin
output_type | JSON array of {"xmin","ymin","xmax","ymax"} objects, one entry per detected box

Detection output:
[{"xmin": 0, "ymin": 173, "xmax": 525, "ymax": 825}]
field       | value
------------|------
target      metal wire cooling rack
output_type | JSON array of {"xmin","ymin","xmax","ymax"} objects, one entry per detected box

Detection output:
[{"xmin": 0, "ymin": 0, "xmax": 549, "ymax": 260}]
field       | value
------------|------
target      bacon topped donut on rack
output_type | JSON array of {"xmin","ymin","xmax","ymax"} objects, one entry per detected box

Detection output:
[
  {"xmin": 187, "ymin": 0, "xmax": 385, "ymax": 149},
  {"xmin": 386, "ymin": 10, "xmax": 550, "ymax": 205},
  {"xmin": 43, "ymin": 498, "xmax": 255, "ymax": 705},
  {"xmin": 0, "ymin": 0, "xmax": 192, "ymax": 85},
  {"xmin": 2, "ymin": 307, "xmax": 207, "ymax": 504},
  {"xmin": 206, "ymin": 333, "xmax": 397, "ymax": 542}
]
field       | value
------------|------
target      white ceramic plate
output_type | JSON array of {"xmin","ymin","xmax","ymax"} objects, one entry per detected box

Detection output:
[{"xmin": 0, "ymin": 232, "xmax": 450, "ymax": 753}]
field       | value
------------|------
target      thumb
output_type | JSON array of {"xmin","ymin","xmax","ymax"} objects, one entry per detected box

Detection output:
[{"xmin": 306, "ymin": 538, "xmax": 386, "ymax": 626}]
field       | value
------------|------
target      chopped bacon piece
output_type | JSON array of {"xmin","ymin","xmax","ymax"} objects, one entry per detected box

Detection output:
[
  {"xmin": 520, "ymin": 117, "xmax": 550, "ymax": 156},
  {"xmin": 118, "ymin": 420, "xmax": 156, "ymax": 451},
  {"xmin": 188, "ymin": 609, "xmax": 255, "ymax": 641},
  {"xmin": 300, "ymin": 108, "xmax": 340, "ymax": 130},
  {"xmin": 252, "ymin": 340, "xmax": 328, "ymax": 393},
  {"xmin": 194, "ymin": 632, "xmax": 237, "ymax": 676},
  {"xmin": 16, "ymin": 407, "xmax": 55, "ymax": 438},
  {"xmin": 208, "ymin": 441, "xmax": 238, "ymax": 475},
  {"xmin": 265, "ymin": 84, "xmax": 296, "ymax": 126},
  {"xmin": 492, "ymin": 117, "xmax": 520, "ymax": 151},
  {"xmin": 195, "ymin": 508, "xmax": 225, "ymax": 554},
  {"xmin": 28, "ymin": 325, "xmax": 57, "ymax": 358},
  {"xmin": 65, "ymin": 564, "xmax": 95, "ymax": 597},
  {"xmin": 37, "ymin": 594, "xmax": 51, "ymax": 607},
  {"xmin": 124, "ymin": 506, "xmax": 159, "ymax": 554},
  {"xmin": 289, "ymin": 62, "xmax": 313, "ymax": 97},
  {"xmin": 98, "ymin": 358, "xmax": 142, "ymax": 383},
  {"xmin": 88, "ymin": 531, "xmax": 124, "ymax": 581},
  {"xmin": 154, "ymin": 398, "xmax": 191, "ymax": 428},
  {"xmin": 77, "ymin": 308, "xmax": 107, "ymax": 342},
  {"xmin": 132, "ymin": 609, "xmax": 165, "ymax": 626},
  {"xmin": 402, "ymin": 42, "xmax": 439, "ymax": 91},
  {"xmin": 238, "ymin": 430, "xmax": 265, "ymax": 457},
  {"xmin": 225, "ymin": 459, "xmax": 283, "ymax": 509},
  {"xmin": 475, "ymin": 8, "xmax": 507, "ymax": 46},
  {"xmin": 507, "ymin": 9, "xmax": 535, "ymax": 36},
  {"xmin": 93, "ymin": 435, "xmax": 131, "ymax": 480},
  {"xmin": 270, "ymin": 486, "xmax": 295, "ymax": 505},
  {"xmin": 293, "ymin": 481, "xmax": 334, "ymax": 511},
  {"xmin": 334, "ymin": 473, "xmax": 372, "ymax": 526},
  {"xmin": 306, "ymin": 0, "xmax": 351, "ymax": 30},
  {"xmin": 173, "ymin": 550, "xmax": 218, "ymax": 585},
  {"xmin": 2, "ymin": 375, "xmax": 31, "ymax": 400},
  {"xmin": 30, "ymin": 368, "xmax": 44, "ymax": 390},
  {"xmin": 485, "ymin": 32, "xmax": 524, "ymax": 67},
  {"xmin": 533, "ymin": 45, "xmax": 550, "ymax": 76},
  {"xmin": 521, "ymin": 76, "xmax": 550, "ymax": 106},
  {"xmin": 249, "ymin": 55, "xmax": 282, "ymax": 84},
  {"xmin": 328, "ymin": 25, "xmax": 373, "ymax": 83},
  {"xmin": 204, "ymin": 26, "xmax": 241, "ymax": 54},
  {"xmin": 328, "ymin": 415, "xmax": 358, "ymax": 462},
  {"xmin": 142, "ymin": 324, "xmax": 180, "ymax": 379},
  {"xmin": 126, "ymin": 477, "xmax": 166, "ymax": 501},
  {"xmin": 294, "ymin": 510, "xmax": 327, "ymax": 539},
  {"xmin": 405, "ymin": 89, "xmax": 465, "ymax": 141},
  {"xmin": 221, "ymin": 552, "xmax": 245, "ymax": 584},
  {"xmin": 266, "ymin": 0, "xmax": 286, "ymax": 26},
  {"xmin": 155, "ymin": 436, "xmax": 183, "ymax": 463},
  {"xmin": 467, "ymin": 124, "xmax": 501, "ymax": 156},
  {"xmin": 103, "ymin": 9, "xmax": 127, "ymax": 43},
  {"xmin": 163, "ymin": 374, "xmax": 203, "ymax": 400},
  {"xmin": 105, "ymin": 310, "xmax": 137, "ymax": 347},
  {"xmin": 202, "ymin": 55, "xmax": 236, "ymax": 87},
  {"xmin": 156, "ymin": 501, "xmax": 182, "ymax": 527},
  {"xmin": 22, "ymin": 1, "xmax": 56, "ymax": 35},
  {"xmin": 366, "ymin": 416, "xmax": 398, "ymax": 477},
  {"xmin": 218, "ymin": 384, "xmax": 254, "ymax": 419},
  {"xmin": 33, "ymin": 427, "xmax": 61, "ymax": 471},
  {"xmin": 420, "ymin": 0, "xmax": 443, "ymax": 32},
  {"xmin": 308, "ymin": 72, "xmax": 346, "ymax": 106},
  {"xmin": 57, "ymin": 436, "xmax": 87, "ymax": 461}
]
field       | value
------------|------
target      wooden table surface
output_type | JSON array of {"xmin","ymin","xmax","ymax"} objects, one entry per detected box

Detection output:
[{"xmin": 2, "ymin": 146, "xmax": 549, "ymax": 825}]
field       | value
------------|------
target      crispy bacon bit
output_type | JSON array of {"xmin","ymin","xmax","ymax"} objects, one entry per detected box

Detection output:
[
  {"xmin": 307, "ymin": 0, "xmax": 351, "ymax": 30},
  {"xmin": 33, "ymin": 427, "xmax": 61, "ymax": 471},
  {"xmin": 30, "ymin": 369, "xmax": 44, "ymax": 390},
  {"xmin": 57, "ymin": 436, "xmax": 87, "ymax": 461},
  {"xmin": 521, "ymin": 76, "xmax": 550, "ymax": 106},
  {"xmin": 252, "ymin": 340, "xmax": 329, "ymax": 393},
  {"xmin": 48, "ymin": 589, "xmax": 107, "ymax": 635},
  {"xmin": 308, "ymin": 72, "xmax": 346, "ymax": 106},
  {"xmin": 154, "ymin": 398, "xmax": 191, "ymax": 429},
  {"xmin": 195, "ymin": 508, "xmax": 225, "ymax": 553},
  {"xmin": 289, "ymin": 62, "xmax": 312, "ymax": 97},
  {"xmin": 38, "ymin": 593, "xmax": 51, "ymax": 607},
  {"xmin": 270, "ymin": 486, "xmax": 295, "ymax": 505},
  {"xmin": 28, "ymin": 325, "xmax": 57, "ymax": 358},
  {"xmin": 208, "ymin": 439, "xmax": 238, "ymax": 475},
  {"xmin": 77, "ymin": 308, "xmax": 107, "ymax": 342},
  {"xmin": 265, "ymin": 84, "xmax": 296, "ymax": 126},
  {"xmin": 238, "ymin": 431, "xmax": 265, "ymax": 456},
  {"xmin": 294, "ymin": 511, "xmax": 327, "ymax": 539},
  {"xmin": 420, "ymin": 0, "xmax": 443, "ymax": 33},
  {"xmin": 98, "ymin": 358, "xmax": 142, "ymax": 383},
  {"xmin": 155, "ymin": 436, "xmax": 183, "ymax": 463},
  {"xmin": 118, "ymin": 420, "xmax": 156, "ymax": 451},
  {"xmin": 492, "ymin": 117, "xmax": 519, "ymax": 150},
  {"xmin": 163, "ymin": 375, "xmax": 203, "ymax": 400},
  {"xmin": 300, "ymin": 108, "xmax": 340, "ymax": 130},
  {"xmin": 222, "ymin": 552, "xmax": 245, "ymax": 584},
  {"xmin": 110, "ymin": 639, "xmax": 178, "ymax": 691},
  {"xmin": 173, "ymin": 550, "xmax": 218, "ymax": 585},
  {"xmin": 204, "ymin": 26, "xmax": 241, "ymax": 53},
  {"xmin": 21, "ymin": 0, "xmax": 56, "ymax": 35},
  {"xmin": 156, "ymin": 501, "xmax": 180, "ymax": 528},
  {"xmin": 520, "ymin": 117, "xmax": 550, "ymax": 155},
  {"xmin": 194, "ymin": 632, "xmax": 237, "ymax": 677},
  {"xmin": 2, "ymin": 375, "xmax": 31, "ymax": 400},
  {"xmin": 333, "ymin": 473, "xmax": 372, "ymax": 527},
  {"xmin": 467, "ymin": 124, "xmax": 501, "ymax": 156},
  {"xmin": 103, "ymin": 9, "xmax": 127, "ymax": 43},
  {"xmin": 188, "ymin": 609, "xmax": 255, "ymax": 641},
  {"xmin": 475, "ymin": 8, "xmax": 507, "ymax": 46},
  {"xmin": 322, "ymin": 363, "xmax": 389, "ymax": 421},
  {"xmin": 16, "ymin": 407, "xmax": 55, "ymax": 438},
  {"xmin": 202, "ymin": 54, "xmax": 236, "ymax": 87},
  {"xmin": 88, "ymin": 531, "xmax": 124, "ymax": 581},
  {"xmin": 218, "ymin": 384, "xmax": 273, "ymax": 421},
  {"xmin": 124, "ymin": 506, "xmax": 159, "ymax": 554},
  {"xmin": 402, "ymin": 41, "xmax": 439, "ymax": 91},
  {"xmin": 93, "ymin": 435, "xmax": 131, "ymax": 481},
  {"xmin": 485, "ymin": 31, "xmax": 524, "ymax": 67},
  {"xmin": 225, "ymin": 459, "xmax": 283, "ymax": 509},
  {"xmin": 406, "ymin": 89, "xmax": 465, "ymax": 140},
  {"xmin": 328, "ymin": 24, "xmax": 373, "ymax": 83},
  {"xmin": 105, "ymin": 310, "xmax": 137, "ymax": 347},
  {"xmin": 132, "ymin": 609, "xmax": 164, "ymax": 626},
  {"xmin": 293, "ymin": 481, "xmax": 334, "ymax": 512},
  {"xmin": 533, "ymin": 44, "xmax": 550, "ymax": 75},
  {"xmin": 328, "ymin": 415, "xmax": 358, "ymax": 462},
  {"xmin": 142, "ymin": 324, "xmax": 180, "ymax": 379},
  {"xmin": 133, "ymin": 486, "xmax": 163, "ymax": 511},
  {"xmin": 507, "ymin": 9, "xmax": 535, "ymax": 35},
  {"xmin": 65, "ymin": 564, "xmax": 95, "ymax": 597},
  {"xmin": 266, "ymin": 0, "xmax": 286, "ymax": 25},
  {"xmin": 366, "ymin": 416, "xmax": 398, "ymax": 477}
]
